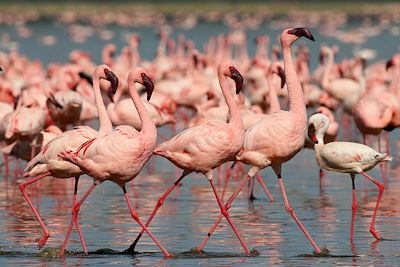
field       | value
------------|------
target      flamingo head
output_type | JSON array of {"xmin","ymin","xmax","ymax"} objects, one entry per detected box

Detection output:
[
  {"xmin": 94, "ymin": 65, "xmax": 119, "ymax": 102},
  {"xmin": 141, "ymin": 72, "xmax": 154, "ymax": 101},
  {"xmin": 386, "ymin": 59, "xmax": 394, "ymax": 70},
  {"xmin": 308, "ymin": 113, "xmax": 330, "ymax": 144},
  {"xmin": 269, "ymin": 62, "xmax": 286, "ymax": 89},
  {"xmin": 102, "ymin": 67, "xmax": 119, "ymax": 102},
  {"xmin": 282, "ymin": 27, "xmax": 315, "ymax": 47},
  {"xmin": 230, "ymin": 66, "xmax": 244, "ymax": 94},
  {"xmin": 128, "ymin": 67, "xmax": 154, "ymax": 101}
]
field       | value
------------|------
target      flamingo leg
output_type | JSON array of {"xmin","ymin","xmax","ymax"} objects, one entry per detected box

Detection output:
[
  {"xmin": 208, "ymin": 176, "xmax": 250, "ymax": 255},
  {"xmin": 197, "ymin": 174, "xmax": 250, "ymax": 252},
  {"xmin": 221, "ymin": 166, "xmax": 232, "ymax": 201},
  {"xmin": 277, "ymin": 174, "xmax": 322, "ymax": 254},
  {"xmin": 124, "ymin": 171, "xmax": 188, "ymax": 254},
  {"xmin": 350, "ymin": 174, "xmax": 357, "ymax": 241},
  {"xmin": 319, "ymin": 168, "xmax": 326, "ymax": 196},
  {"xmin": 255, "ymin": 173, "xmax": 274, "ymax": 202},
  {"xmin": 360, "ymin": 171, "xmax": 384, "ymax": 240},
  {"xmin": 122, "ymin": 186, "xmax": 170, "ymax": 257},
  {"xmin": 377, "ymin": 135, "xmax": 387, "ymax": 183},
  {"xmin": 249, "ymin": 176, "xmax": 256, "ymax": 200},
  {"xmin": 60, "ymin": 182, "xmax": 97, "ymax": 256},
  {"xmin": 72, "ymin": 176, "xmax": 88, "ymax": 255},
  {"xmin": 19, "ymin": 171, "xmax": 52, "ymax": 249}
]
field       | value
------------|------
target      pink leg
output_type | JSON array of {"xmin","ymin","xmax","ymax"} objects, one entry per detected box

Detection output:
[
  {"xmin": 124, "ymin": 171, "xmax": 188, "ymax": 254},
  {"xmin": 5, "ymin": 154, "xmax": 10, "ymax": 176},
  {"xmin": 197, "ymin": 174, "xmax": 250, "ymax": 252},
  {"xmin": 360, "ymin": 171, "xmax": 384, "ymax": 240},
  {"xmin": 277, "ymin": 174, "xmax": 322, "ymax": 254},
  {"xmin": 249, "ymin": 175, "xmax": 256, "ymax": 200},
  {"xmin": 221, "ymin": 166, "xmax": 232, "ymax": 201},
  {"xmin": 72, "ymin": 176, "xmax": 88, "ymax": 255},
  {"xmin": 350, "ymin": 174, "xmax": 356, "ymax": 241},
  {"xmin": 256, "ymin": 173, "xmax": 274, "ymax": 202},
  {"xmin": 377, "ymin": 135, "xmax": 387, "ymax": 183},
  {"xmin": 319, "ymin": 168, "xmax": 326, "ymax": 196},
  {"xmin": 122, "ymin": 186, "xmax": 170, "ymax": 257},
  {"xmin": 59, "ymin": 182, "xmax": 97, "ymax": 256},
  {"xmin": 209, "ymin": 178, "xmax": 250, "ymax": 255},
  {"xmin": 19, "ymin": 172, "xmax": 52, "ymax": 249}
]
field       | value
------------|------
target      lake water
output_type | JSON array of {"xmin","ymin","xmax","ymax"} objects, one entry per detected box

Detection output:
[{"xmin": 1, "ymin": 18, "xmax": 400, "ymax": 266}]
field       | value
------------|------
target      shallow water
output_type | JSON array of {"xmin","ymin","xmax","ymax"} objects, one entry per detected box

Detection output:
[{"xmin": 1, "ymin": 19, "xmax": 400, "ymax": 266}]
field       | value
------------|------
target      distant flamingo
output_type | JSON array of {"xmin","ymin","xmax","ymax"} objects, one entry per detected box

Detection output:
[
  {"xmin": 308, "ymin": 113, "xmax": 390, "ymax": 241},
  {"xmin": 58, "ymin": 68, "xmax": 170, "ymax": 257},
  {"xmin": 197, "ymin": 28, "xmax": 324, "ymax": 255},
  {"xmin": 124, "ymin": 62, "xmax": 250, "ymax": 255},
  {"xmin": 20, "ymin": 65, "xmax": 118, "ymax": 253}
]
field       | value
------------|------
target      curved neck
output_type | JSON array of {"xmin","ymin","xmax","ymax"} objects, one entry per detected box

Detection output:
[
  {"xmin": 93, "ymin": 74, "xmax": 113, "ymax": 136},
  {"xmin": 389, "ymin": 66, "xmax": 400, "ymax": 96},
  {"xmin": 128, "ymin": 80, "xmax": 156, "ymax": 134},
  {"xmin": 218, "ymin": 71, "xmax": 243, "ymax": 129},
  {"xmin": 267, "ymin": 73, "xmax": 281, "ymax": 113},
  {"xmin": 282, "ymin": 43, "xmax": 306, "ymax": 120},
  {"xmin": 321, "ymin": 51, "xmax": 334, "ymax": 89}
]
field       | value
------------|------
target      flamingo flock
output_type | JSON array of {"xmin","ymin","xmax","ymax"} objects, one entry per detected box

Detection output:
[{"xmin": 0, "ymin": 25, "xmax": 397, "ymax": 258}]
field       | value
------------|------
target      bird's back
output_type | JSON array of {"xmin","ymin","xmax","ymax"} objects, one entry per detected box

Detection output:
[{"xmin": 318, "ymin": 141, "xmax": 389, "ymax": 173}]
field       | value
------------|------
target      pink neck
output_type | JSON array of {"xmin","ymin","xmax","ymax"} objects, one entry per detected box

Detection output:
[
  {"xmin": 321, "ymin": 50, "xmax": 334, "ymax": 89},
  {"xmin": 282, "ymin": 44, "xmax": 306, "ymax": 122},
  {"xmin": 93, "ymin": 74, "xmax": 113, "ymax": 136},
  {"xmin": 128, "ymin": 79, "xmax": 156, "ymax": 134},
  {"xmin": 218, "ymin": 71, "xmax": 243, "ymax": 129},
  {"xmin": 267, "ymin": 73, "xmax": 281, "ymax": 113}
]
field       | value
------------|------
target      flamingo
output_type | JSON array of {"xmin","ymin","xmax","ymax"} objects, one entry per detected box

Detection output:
[
  {"xmin": 197, "ymin": 28, "xmax": 325, "ymax": 255},
  {"xmin": 20, "ymin": 65, "xmax": 118, "ymax": 253},
  {"xmin": 46, "ymin": 90, "xmax": 83, "ymax": 129},
  {"xmin": 57, "ymin": 68, "xmax": 170, "ymax": 257},
  {"xmin": 308, "ymin": 113, "xmax": 390, "ymax": 241},
  {"xmin": 124, "ymin": 62, "xmax": 250, "ymax": 255}
]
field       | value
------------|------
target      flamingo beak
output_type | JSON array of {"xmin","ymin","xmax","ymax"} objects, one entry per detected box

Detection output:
[
  {"xmin": 308, "ymin": 123, "xmax": 318, "ymax": 144},
  {"xmin": 105, "ymin": 70, "xmax": 119, "ymax": 102},
  {"xmin": 288, "ymin": 27, "xmax": 315, "ymax": 42},
  {"xmin": 277, "ymin": 66, "xmax": 286, "ymax": 89},
  {"xmin": 79, "ymin": 72, "xmax": 93, "ymax": 85},
  {"xmin": 230, "ymin": 67, "xmax": 244, "ymax": 94},
  {"xmin": 0, "ymin": 67, "xmax": 2, "ymax": 71},
  {"xmin": 386, "ymin": 59, "xmax": 394, "ymax": 70},
  {"xmin": 47, "ymin": 94, "xmax": 63, "ymax": 109},
  {"xmin": 142, "ymin": 73, "xmax": 154, "ymax": 101}
]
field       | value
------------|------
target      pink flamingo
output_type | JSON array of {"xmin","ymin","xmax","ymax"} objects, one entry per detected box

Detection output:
[
  {"xmin": 125, "ymin": 62, "xmax": 250, "ymax": 255},
  {"xmin": 58, "ymin": 68, "xmax": 170, "ymax": 257},
  {"xmin": 20, "ymin": 65, "xmax": 118, "ymax": 252},
  {"xmin": 197, "ymin": 28, "xmax": 325, "ymax": 255},
  {"xmin": 308, "ymin": 113, "xmax": 390, "ymax": 241}
]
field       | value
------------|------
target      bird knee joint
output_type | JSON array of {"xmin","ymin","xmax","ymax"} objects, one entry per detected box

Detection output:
[
  {"xmin": 130, "ymin": 212, "xmax": 138, "ymax": 220},
  {"xmin": 220, "ymin": 208, "xmax": 228, "ymax": 217},
  {"xmin": 157, "ymin": 199, "xmax": 164, "ymax": 207}
]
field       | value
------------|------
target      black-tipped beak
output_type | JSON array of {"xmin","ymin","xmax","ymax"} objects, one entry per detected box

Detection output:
[
  {"xmin": 48, "ymin": 94, "xmax": 63, "ymax": 109},
  {"xmin": 308, "ymin": 123, "xmax": 318, "ymax": 144},
  {"xmin": 0, "ymin": 67, "xmax": 2, "ymax": 71},
  {"xmin": 277, "ymin": 66, "xmax": 286, "ymax": 89},
  {"xmin": 230, "ymin": 67, "xmax": 243, "ymax": 94},
  {"xmin": 288, "ymin": 27, "xmax": 315, "ymax": 42},
  {"xmin": 319, "ymin": 52, "xmax": 324, "ymax": 64},
  {"xmin": 79, "ymin": 72, "xmax": 93, "ymax": 85},
  {"xmin": 105, "ymin": 69, "xmax": 119, "ymax": 98},
  {"xmin": 386, "ymin": 59, "xmax": 394, "ymax": 70},
  {"xmin": 141, "ymin": 73, "xmax": 154, "ymax": 101}
]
